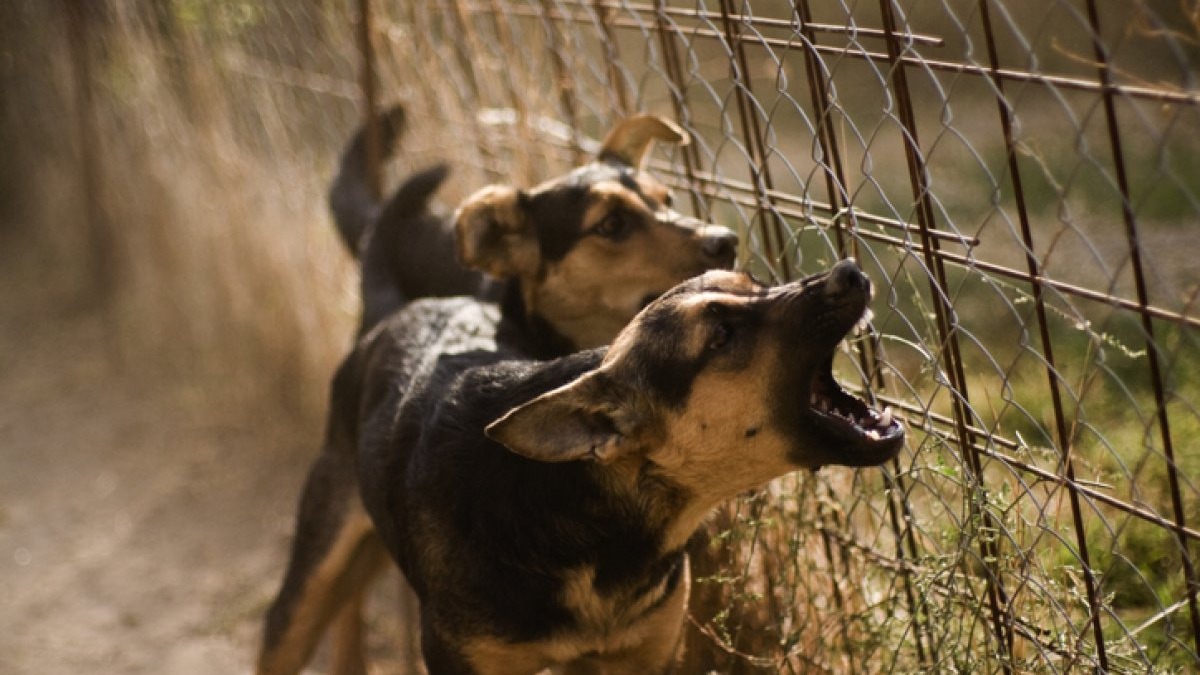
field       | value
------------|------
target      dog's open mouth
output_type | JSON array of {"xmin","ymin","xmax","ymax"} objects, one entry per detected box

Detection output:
[{"xmin": 806, "ymin": 356, "xmax": 904, "ymax": 449}]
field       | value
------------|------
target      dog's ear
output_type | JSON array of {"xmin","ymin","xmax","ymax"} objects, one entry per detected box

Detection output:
[
  {"xmin": 597, "ymin": 115, "xmax": 690, "ymax": 168},
  {"xmin": 454, "ymin": 185, "xmax": 539, "ymax": 278},
  {"xmin": 486, "ymin": 372, "xmax": 640, "ymax": 463}
]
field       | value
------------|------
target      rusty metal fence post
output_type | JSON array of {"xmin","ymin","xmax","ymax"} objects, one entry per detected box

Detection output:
[{"xmin": 1082, "ymin": 0, "xmax": 1200, "ymax": 658}]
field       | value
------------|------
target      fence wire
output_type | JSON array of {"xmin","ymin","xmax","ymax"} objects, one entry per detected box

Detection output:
[{"xmin": 6, "ymin": 0, "xmax": 1199, "ymax": 672}]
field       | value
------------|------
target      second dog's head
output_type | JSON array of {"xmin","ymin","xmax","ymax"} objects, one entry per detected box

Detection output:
[{"xmin": 455, "ymin": 116, "xmax": 738, "ymax": 349}]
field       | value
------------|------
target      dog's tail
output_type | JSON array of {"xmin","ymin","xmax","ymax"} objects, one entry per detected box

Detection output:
[
  {"xmin": 358, "ymin": 164, "xmax": 452, "ymax": 334},
  {"xmin": 329, "ymin": 105, "xmax": 408, "ymax": 256}
]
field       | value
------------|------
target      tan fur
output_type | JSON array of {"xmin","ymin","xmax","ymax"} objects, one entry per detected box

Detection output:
[
  {"xmin": 455, "ymin": 185, "xmax": 538, "ymax": 279},
  {"xmin": 463, "ymin": 565, "xmax": 689, "ymax": 675},
  {"xmin": 329, "ymin": 592, "xmax": 369, "ymax": 675},
  {"xmin": 653, "ymin": 363, "xmax": 795, "ymax": 553},
  {"xmin": 633, "ymin": 173, "xmax": 672, "ymax": 207},
  {"xmin": 267, "ymin": 261, "xmax": 898, "ymax": 674},
  {"xmin": 602, "ymin": 283, "xmax": 762, "ymax": 371},
  {"xmin": 532, "ymin": 185, "xmax": 727, "ymax": 349},
  {"xmin": 257, "ymin": 503, "xmax": 388, "ymax": 675},
  {"xmin": 265, "ymin": 115, "xmax": 743, "ymax": 675},
  {"xmin": 560, "ymin": 565, "xmax": 675, "ymax": 632},
  {"xmin": 601, "ymin": 281, "xmax": 803, "ymax": 552},
  {"xmin": 453, "ymin": 117, "xmax": 734, "ymax": 351},
  {"xmin": 598, "ymin": 115, "xmax": 690, "ymax": 167},
  {"xmin": 579, "ymin": 182, "xmax": 634, "ymax": 224}
]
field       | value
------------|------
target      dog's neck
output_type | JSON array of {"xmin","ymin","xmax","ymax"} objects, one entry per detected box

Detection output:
[
  {"xmin": 602, "ymin": 449, "xmax": 745, "ymax": 560},
  {"xmin": 556, "ymin": 463, "xmax": 691, "ymax": 623},
  {"xmin": 577, "ymin": 456, "xmax": 699, "ymax": 564},
  {"xmin": 496, "ymin": 281, "xmax": 579, "ymax": 359}
]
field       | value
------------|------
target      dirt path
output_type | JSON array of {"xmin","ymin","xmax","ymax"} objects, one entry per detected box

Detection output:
[{"xmin": 0, "ymin": 237, "xmax": 353, "ymax": 673}]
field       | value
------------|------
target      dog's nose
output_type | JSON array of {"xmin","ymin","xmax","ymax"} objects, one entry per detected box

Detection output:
[
  {"xmin": 824, "ymin": 258, "xmax": 869, "ymax": 296},
  {"xmin": 699, "ymin": 226, "xmax": 739, "ymax": 263}
]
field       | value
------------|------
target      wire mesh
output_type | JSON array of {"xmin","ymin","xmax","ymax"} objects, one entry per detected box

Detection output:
[
  {"xmin": 370, "ymin": 3, "xmax": 1200, "ymax": 669},
  {"xmin": 5, "ymin": 0, "xmax": 1199, "ymax": 672}
]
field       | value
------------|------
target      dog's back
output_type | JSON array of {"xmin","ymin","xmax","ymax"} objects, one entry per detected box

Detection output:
[{"xmin": 354, "ymin": 308, "xmax": 607, "ymax": 582}]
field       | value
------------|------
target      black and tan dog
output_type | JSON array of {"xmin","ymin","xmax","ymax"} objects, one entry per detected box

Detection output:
[
  {"xmin": 257, "ymin": 258, "xmax": 903, "ymax": 674},
  {"xmin": 257, "ymin": 112, "xmax": 740, "ymax": 673},
  {"xmin": 328, "ymin": 107, "xmax": 739, "ymax": 346}
]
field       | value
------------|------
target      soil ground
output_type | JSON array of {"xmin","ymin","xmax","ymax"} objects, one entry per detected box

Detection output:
[{"xmin": 0, "ymin": 233, "xmax": 406, "ymax": 674}]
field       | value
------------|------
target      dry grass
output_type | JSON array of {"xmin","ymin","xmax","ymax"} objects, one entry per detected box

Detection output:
[{"xmin": 4, "ymin": 1, "xmax": 1199, "ymax": 672}]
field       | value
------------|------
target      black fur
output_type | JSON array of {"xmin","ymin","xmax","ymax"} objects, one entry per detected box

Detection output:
[
  {"xmin": 330, "ymin": 106, "xmax": 497, "ymax": 331},
  {"xmin": 259, "ymin": 110, "xmax": 753, "ymax": 674},
  {"xmin": 329, "ymin": 105, "xmax": 407, "ymax": 254},
  {"xmin": 329, "ymin": 106, "xmax": 738, "ymax": 348},
  {"xmin": 522, "ymin": 163, "xmax": 637, "ymax": 262},
  {"xmin": 258, "ymin": 261, "xmax": 906, "ymax": 674},
  {"xmin": 349, "ymin": 300, "xmax": 687, "ymax": 646}
]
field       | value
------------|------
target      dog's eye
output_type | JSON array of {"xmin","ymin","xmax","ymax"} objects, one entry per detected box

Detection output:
[
  {"xmin": 663, "ymin": 192, "xmax": 675, "ymax": 208},
  {"xmin": 594, "ymin": 213, "xmax": 627, "ymax": 239},
  {"xmin": 709, "ymin": 322, "xmax": 733, "ymax": 351}
]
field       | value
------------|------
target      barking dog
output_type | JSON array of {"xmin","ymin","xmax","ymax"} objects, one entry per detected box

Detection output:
[
  {"xmin": 257, "ymin": 112, "xmax": 740, "ymax": 674},
  {"xmin": 257, "ymin": 259, "xmax": 903, "ymax": 674},
  {"xmin": 328, "ymin": 106, "xmax": 739, "ymax": 347}
]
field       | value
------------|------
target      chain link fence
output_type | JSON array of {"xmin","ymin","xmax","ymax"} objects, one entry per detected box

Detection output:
[{"xmin": 5, "ymin": 0, "xmax": 1199, "ymax": 672}]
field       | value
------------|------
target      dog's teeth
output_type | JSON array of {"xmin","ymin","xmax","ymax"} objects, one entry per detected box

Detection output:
[
  {"xmin": 865, "ymin": 428, "xmax": 880, "ymax": 440},
  {"xmin": 817, "ymin": 398, "xmax": 830, "ymax": 413},
  {"xmin": 878, "ymin": 406, "xmax": 893, "ymax": 428}
]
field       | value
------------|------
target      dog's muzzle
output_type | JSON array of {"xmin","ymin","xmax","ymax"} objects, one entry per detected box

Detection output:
[{"xmin": 691, "ymin": 223, "xmax": 738, "ymax": 268}]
